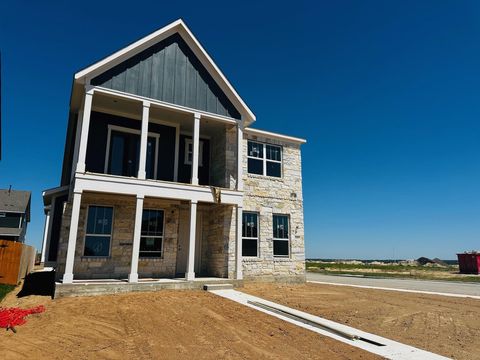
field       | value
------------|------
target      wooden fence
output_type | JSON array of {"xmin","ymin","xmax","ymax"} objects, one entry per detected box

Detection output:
[{"xmin": 0, "ymin": 240, "xmax": 36, "ymax": 285}]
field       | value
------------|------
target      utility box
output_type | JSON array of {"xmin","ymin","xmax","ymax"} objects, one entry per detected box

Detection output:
[{"xmin": 457, "ymin": 252, "xmax": 480, "ymax": 275}]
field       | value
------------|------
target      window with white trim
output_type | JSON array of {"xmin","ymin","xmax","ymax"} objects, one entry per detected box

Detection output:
[
  {"xmin": 84, "ymin": 206, "xmax": 113, "ymax": 257},
  {"xmin": 242, "ymin": 212, "xmax": 259, "ymax": 257},
  {"xmin": 273, "ymin": 214, "xmax": 289, "ymax": 257},
  {"xmin": 247, "ymin": 141, "xmax": 282, "ymax": 177},
  {"xmin": 140, "ymin": 209, "xmax": 164, "ymax": 258},
  {"xmin": 184, "ymin": 139, "xmax": 204, "ymax": 166}
]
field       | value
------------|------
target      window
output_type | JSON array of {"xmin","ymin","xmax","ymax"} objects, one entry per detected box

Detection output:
[
  {"xmin": 140, "ymin": 209, "xmax": 164, "ymax": 258},
  {"xmin": 242, "ymin": 212, "xmax": 259, "ymax": 257},
  {"xmin": 106, "ymin": 127, "xmax": 158, "ymax": 179},
  {"xmin": 184, "ymin": 139, "xmax": 204, "ymax": 166},
  {"xmin": 273, "ymin": 215, "xmax": 289, "ymax": 257},
  {"xmin": 247, "ymin": 141, "xmax": 282, "ymax": 177},
  {"xmin": 84, "ymin": 206, "xmax": 113, "ymax": 257},
  {"xmin": 0, "ymin": 212, "xmax": 22, "ymax": 228}
]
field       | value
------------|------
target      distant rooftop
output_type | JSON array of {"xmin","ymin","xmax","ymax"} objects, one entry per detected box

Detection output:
[{"xmin": 0, "ymin": 189, "xmax": 31, "ymax": 221}]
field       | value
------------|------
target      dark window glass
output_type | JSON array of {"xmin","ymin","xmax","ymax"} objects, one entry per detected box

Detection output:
[
  {"xmin": 140, "ymin": 209, "xmax": 164, "ymax": 258},
  {"xmin": 266, "ymin": 161, "xmax": 281, "ymax": 177},
  {"xmin": 266, "ymin": 145, "xmax": 281, "ymax": 161},
  {"xmin": 0, "ymin": 213, "xmax": 22, "ymax": 228},
  {"xmin": 242, "ymin": 212, "xmax": 258, "ymax": 238},
  {"xmin": 243, "ymin": 239, "xmax": 258, "ymax": 257},
  {"xmin": 248, "ymin": 141, "xmax": 263, "ymax": 158},
  {"xmin": 84, "ymin": 206, "xmax": 113, "ymax": 256},
  {"xmin": 242, "ymin": 212, "xmax": 258, "ymax": 257},
  {"xmin": 273, "ymin": 215, "xmax": 289, "ymax": 239},
  {"xmin": 273, "ymin": 240, "xmax": 289, "ymax": 256},
  {"xmin": 146, "ymin": 137, "xmax": 156, "ymax": 179},
  {"xmin": 248, "ymin": 158, "xmax": 263, "ymax": 175},
  {"xmin": 108, "ymin": 130, "xmax": 141, "ymax": 177}
]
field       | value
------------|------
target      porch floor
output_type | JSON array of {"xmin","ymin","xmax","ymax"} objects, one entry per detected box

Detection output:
[{"xmin": 55, "ymin": 277, "xmax": 243, "ymax": 298}]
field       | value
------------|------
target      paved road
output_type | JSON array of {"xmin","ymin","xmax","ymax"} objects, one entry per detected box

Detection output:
[{"xmin": 307, "ymin": 272, "xmax": 480, "ymax": 297}]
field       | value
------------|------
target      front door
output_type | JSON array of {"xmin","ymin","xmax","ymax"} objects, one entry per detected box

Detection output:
[{"xmin": 176, "ymin": 209, "xmax": 202, "ymax": 276}]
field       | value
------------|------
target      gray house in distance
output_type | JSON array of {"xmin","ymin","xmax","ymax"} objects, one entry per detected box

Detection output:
[
  {"xmin": 0, "ymin": 189, "xmax": 31, "ymax": 242},
  {"xmin": 42, "ymin": 19, "xmax": 306, "ymax": 290}
]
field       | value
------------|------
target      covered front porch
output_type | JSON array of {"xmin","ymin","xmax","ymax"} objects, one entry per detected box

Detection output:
[{"xmin": 57, "ymin": 192, "xmax": 243, "ymax": 284}]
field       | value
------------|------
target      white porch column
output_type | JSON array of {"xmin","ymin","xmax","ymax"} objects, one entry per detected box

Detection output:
[
  {"xmin": 62, "ymin": 191, "xmax": 82, "ymax": 284},
  {"xmin": 191, "ymin": 113, "xmax": 201, "ymax": 185},
  {"xmin": 236, "ymin": 123, "xmax": 244, "ymax": 191},
  {"xmin": 129, "ymin": 195, "xmax": 144, "ymax": 282},
  {"xmin": 138, "ymin": 102, "xmax": 150, "ymax": 180},
  {"xmin": 186, "ymin": 200, "xmax": 198, "ymax": 280},
  {"xmin": 40, "ymin": 206, "xmax": 51, "ymax": 264},
  {"xmin": 70, "ymin": 110, "xmax": 84, "ymax": 180},
  {"xmin": 236, "ymin": 205, "xmax": 243, "ymax": 280},
  {"xmin": 75, "ymin": 88, "xmax": 94, "ymax": 173}
]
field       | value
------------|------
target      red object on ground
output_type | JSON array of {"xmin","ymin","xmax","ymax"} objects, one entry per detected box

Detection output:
[
  {"xmin": 0, "ymin": 305, "xmax": 45, "ymax": 332},
  {"xmin": 457, "ymin": 253, "xmax": 480, "ymax": 274}
]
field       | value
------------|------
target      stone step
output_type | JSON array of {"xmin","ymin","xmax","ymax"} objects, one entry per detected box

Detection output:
[{"xmin": 203, "ymin": 283, "xmax": 234, "ymax": 291}]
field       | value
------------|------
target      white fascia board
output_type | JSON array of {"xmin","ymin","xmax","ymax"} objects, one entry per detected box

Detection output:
[
  {"xmin": 74, "ymin": 173, "xmax": 243, "ymax": 206},
  {"xmin": 244, "ymin": 128, "xmax": 307, "ymax": 145},
  {"xmin": 74, "ymin": 19, "xmax": 255, "ymax": 125}
]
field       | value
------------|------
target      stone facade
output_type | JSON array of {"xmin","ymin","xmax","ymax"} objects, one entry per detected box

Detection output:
[
  {"xmin": 54, "ymin": 132, "xmax": 304, "ymax": 283},
  {"xmin": 241, "ymin": 132, "xmax": 306, "ymax": 282}
]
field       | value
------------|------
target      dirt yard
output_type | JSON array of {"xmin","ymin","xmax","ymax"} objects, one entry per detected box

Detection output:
[
  {"xmin": 243, "ymin": 283, "xmax": 480, "ymax": 360},
  {"xmin": 0, "ymin": 287, "xmax": 378, "ymax": 360}
]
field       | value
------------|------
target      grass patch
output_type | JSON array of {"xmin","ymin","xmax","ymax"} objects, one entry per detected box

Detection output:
[
  {"xmin": 306, "ymin": 261, "xmax": 480, "ymax": 283},
  {"xmin": 0, "ymin": 284, "xmax": 15, "ymax": 302}
]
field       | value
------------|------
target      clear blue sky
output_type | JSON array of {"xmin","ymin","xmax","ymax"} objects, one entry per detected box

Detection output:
[{"xmin": 1, "ymin": 1, "xmax": 479, "ymax": 260}]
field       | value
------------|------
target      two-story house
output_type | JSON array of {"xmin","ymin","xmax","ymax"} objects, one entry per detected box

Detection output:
[
  {"xmin": 0, "ymin": 189, "xmax": 31, "ymax": 243},
  {"xmin": 41, "ymin": 20, "xmax": 306, "ymax": 288}
]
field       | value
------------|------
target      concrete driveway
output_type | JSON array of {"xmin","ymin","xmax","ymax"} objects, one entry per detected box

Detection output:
[{"xmin": 307, "ymin": 272, "xmax": 480, "ymax": 297}]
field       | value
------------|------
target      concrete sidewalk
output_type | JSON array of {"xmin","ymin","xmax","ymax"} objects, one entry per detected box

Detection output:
[{"xmin": 307, "ymin": 272, "xmax": 480, "ymax": 297}]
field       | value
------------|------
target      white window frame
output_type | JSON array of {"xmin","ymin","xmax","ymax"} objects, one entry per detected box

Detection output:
[
  {"xmin": 0, "ymin": 212, "xmax": 5, "ymax": 218},
  {"xmin": 184, "ymin": 138, "xmax": 204, "ymax": 167},
  {"xmin": 272, "ymin": 214, "xmax": 290, "ymax": 258},
  {"xmin": 242, "ymin": 211, "xmax": 260, "ymax": 258},
  {"xmin": 83, "ymin": 205, "xmax": 114, "ymax": 258},
  {"xmin": 139, "ymin": 208, "xmax": 165, "ymax": 259},
  {"xmin": 104, "ymin": 124, "xmax": 160, "ymax": 178},
  {"xmin": 247, "ymin": 140, "xmax": 282, "ymax": 177}
]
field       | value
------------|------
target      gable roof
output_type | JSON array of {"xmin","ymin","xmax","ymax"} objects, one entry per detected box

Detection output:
[
  {"xmin": 74, "ymin": 19, "xmax": 255, "ymax": 124},
  {"xmin": 0, "ymin": 189, "xmax": 31, "ymax": 221}
]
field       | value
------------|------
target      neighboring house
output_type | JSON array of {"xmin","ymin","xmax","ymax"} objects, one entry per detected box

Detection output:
[
  {"xmin": 0, "ymin": 189, "xmax": 31, "ymax": 242},
  {"xmin": 42, "ymin": 19, "xmax": 306, "ymax": 285}
]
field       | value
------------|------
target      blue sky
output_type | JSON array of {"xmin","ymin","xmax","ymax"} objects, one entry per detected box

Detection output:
[{"xmin": 1, "ymin": 1, "xmax": 479, "ymax": 260}]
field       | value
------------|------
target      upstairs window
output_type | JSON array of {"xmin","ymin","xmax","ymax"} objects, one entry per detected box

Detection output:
[
  {"xmin": 242, "ymin": 212, "xmax": 259, "ymax": 257},
  {"xmin": 273, "ymin": 214, "xmax": 289, "ymax": 257},
  {"xmin": 247, "ymin": 141, "xmax": 282, "ymax": 177},
  {"xmin": 140, "ymin": 209, "xmax": 164, "ymax": 258},
  {"xmin": 184, "ymin": 139, "xmax": 204, "ymax": 167},
  {"xmin": 84, "ymin": 206, "xmax": 113, "ymax": 257}
]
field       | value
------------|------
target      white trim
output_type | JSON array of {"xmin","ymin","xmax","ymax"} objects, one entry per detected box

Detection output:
[
  {"xmin": 74, "ymin": 19, "xmax": 255, "ymax": 124},
  {"xmin": 104, "ymin": 124, "xmax": 160, "ymax": 179},
  {"xmin": 74, "ymin": 172, "xmax": 243, "ymax": 205},
  {"xmin": 245, "ymin": 128, "xmax": 306, "ymax": 144},
  {"xmin": 93, "ymin": 86, "xmax": 239, "ymax": 125},
  {"xmin": 83, "ymin": 204, "xmax": 115, "ymax": 258},
  {"xmin": 184, "ymin": 139, "xmax": 204, "ymax": 166},
  {"xmin": 247, "ymin": 140, "xmax": 282, "ymax": 178}
]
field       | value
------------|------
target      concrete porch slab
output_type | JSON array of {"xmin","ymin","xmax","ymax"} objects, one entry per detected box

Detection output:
[{"xmin": 55, "ymin": 277, "xmax": 243, "ymax": 298}]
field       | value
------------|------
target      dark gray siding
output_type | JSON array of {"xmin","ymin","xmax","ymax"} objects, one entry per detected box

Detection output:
[
  {"xmin": 85, "ymin": 112, "xmax": 176, "ymax": 181},
  {"xmin": 91, "ymin": 34, "xmax": 241, "ymax": 119}
]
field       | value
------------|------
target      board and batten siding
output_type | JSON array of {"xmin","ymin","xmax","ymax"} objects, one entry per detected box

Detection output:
[{"xmin": 91, "ymin": 33, "xmax": 241, "ymax": 119}]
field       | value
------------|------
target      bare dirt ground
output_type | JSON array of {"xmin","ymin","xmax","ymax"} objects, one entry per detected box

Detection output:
[
  {"xmin": 243, "ymin": 282, "xmax": 480, "ymax": 360},
  {"xmin": 0, "ymin": 287, "xmax": 378, "ymax": 360}
]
